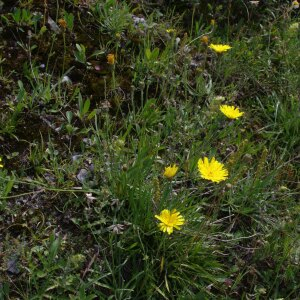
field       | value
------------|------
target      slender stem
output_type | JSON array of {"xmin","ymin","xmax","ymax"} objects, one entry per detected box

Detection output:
[
  {"xmin": 62, "ymin": 31, "xmax": 66, "ymax": 74},
  {"xmin": 112, "ymin": 64, "xmax": 116, "ymax": 90}
]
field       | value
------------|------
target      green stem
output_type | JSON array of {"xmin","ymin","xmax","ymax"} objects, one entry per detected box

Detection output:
[
  {"xmin": 62, "ymin": 30, "xmax": 66, "ymax": 74},
  {"xmin": 112, "ymin": 64, "xmax": 116, "ymax": 90}
]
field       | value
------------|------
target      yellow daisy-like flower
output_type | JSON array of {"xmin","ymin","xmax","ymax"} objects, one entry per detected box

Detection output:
[
  {"xmin": 220, "ymin": 105, "xmax": 244, "ymax": 119},
  {"xmin": 107, "ymin": 53, "xmax": 115, "ymax": 65},
  {"xmin": 0, "ymin": 157, "xmax": 3, "ymax": 168},
  {"xmin": 198, "ymin": 157, "xmax": 228, "ymax": 183},
  {"xmin": 292, "ymin": 1, "xmax": 299, "ymax": 9},
  {"xmin": 155, "ymin": 209, "xmax": 185, "ymax": 235},
  {"xmin": 208, "ymin": 43, "xmax": 232, "ymax": 54},
  {"xmin": 163, "ymin": 164, "xmax": 178, "ymax": 179}
]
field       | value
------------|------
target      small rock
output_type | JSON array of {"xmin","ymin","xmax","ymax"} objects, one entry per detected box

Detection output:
[
  {"xmin": 7, "ymin": 255, "xmax": 20, "ymax": 275},
  {"xmin": 77, "ymin": 169, "xmax": 89, "ymax": 183},
  {"xmin": 47, "ymin": 16, "xmax": 60, "ymax": 33}
]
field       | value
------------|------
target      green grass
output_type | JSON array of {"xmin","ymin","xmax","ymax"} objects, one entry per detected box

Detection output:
[{"xmin": 0, "ymin": 1, "xmax": 299, "ymax": 299}]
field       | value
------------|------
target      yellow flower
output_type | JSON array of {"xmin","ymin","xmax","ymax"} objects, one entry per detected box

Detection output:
[
  {"xmin": 166, "ymin": 28, "xmax": 176, "ymax": 33},
  {"xmin": 289, "ymin": 22, "xmax": 299, "ymax": 31},
  {"xmin": 220, "ymin": 105, "xmax": 244, "ymax": 119},
  {"xmin": 210, "ymin": 19, "xmax": 216, "ymax": 26},
  {"xmin": 155, "ymin": 209, "xmax": 185, "ymax": 235},
  {"xmin": 208, "ymin": 43, "xmax": 232, "ymax": 54},
  {"xmin": 0, "ymin": 157, "xmax": 3, "ymax": 168},
  {"xmin": 163, "ymin": 164, "xmax": 178, "ymax": 179},
  {"xmin": 292, "ymin": 1, "xmax": 299, "ymax": 9},
  {"xmin": 200, "ymin": 35, "xmax": 209, "ymax": 44},
  {"xmin": 198, "ymin": 157, "xmax": 228, "ymax": 183},
  {"xmin": 107, "ymin": 53, "xmax": 115, "ymax": 65},
  {"xmin": 58, "ymin": 18, "xmax": 67, "ymax": 28}
]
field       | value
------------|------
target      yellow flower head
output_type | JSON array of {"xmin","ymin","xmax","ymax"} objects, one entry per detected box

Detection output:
[
  {"xmin": 0, "ymin": 157, "xmax": 3, "ymax": 168},
  {"xmin": 210, "ymin": 19, "xmax": 216, "ymax": 26},
  {"xmin": 58, "ymin": 18, "xmax": 67, "ymax": 28},
  {"xmin": 166, "ymin": 28, "xmax": 176, "ymax": 33},
  {"xmin": 198, "ymin": 157, "xmax": 228, "ymax": 183},
  {"xmin": 200, "ymin": 35, "xmax": 209, "ymax": 44},
  {"xmin": 107, "ymin": 53, "xmax": 115, "ymax": 65},
  {"xmin": 289, "ymin": 22, "xmax": 299, "ymax": 31},
  {"xmin": 220, "ymin": 105, "xmax": 244, "ymax": 119},
  {"xmin": 155, "ymin": 209, "xmax": 185, "ymax": 235},
  {"xmin": 208, "ymin": 43, "xmax": 232, "ymax": 54},
  {"xmin": 292, "ymin": 1, "xmax": 299, "ymax": 9},
  {"xmin": 163, "ymin": 164, "xmax": 178, "ymax": 179}
]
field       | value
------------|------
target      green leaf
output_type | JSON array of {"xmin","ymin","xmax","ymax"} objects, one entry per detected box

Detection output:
[
  {"xmin": 76, "ymin": 43, "xmax": 82, "ymax": 52},
  {"xmin": 145, "ymin": 48, "xmax": 151, "ymax": 60},
  {"xmin": 66, "ymin": 111, "xmax": 73, "ymax": 123},
  {"xmin": 90, "ymin": 50, "xmax": 105, "ymax": 58},
  {"xmin": 83, "ymin": 99, "xmax": 90, "ymax": 115},
  {"xmin": 65, "ymin": 12, "xmax": 74, "ymax": 30},
  {"xmin": 39, "ymin": 25, "xmax": 47, "ymax": 34},
  {"xmin": 152, "ymin": 47, "xmax": 160, "ymax": 60},
  {"xmin": 88, "ymin": 109, "xmax": 97, "ymax": 120},
  {"xmin": 48, "ymin": 235, "xmax": 61, "ymax": 262},
  {"xmin": 3, "ymin": 177, "xmax": 14, "ymax": 197}
]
